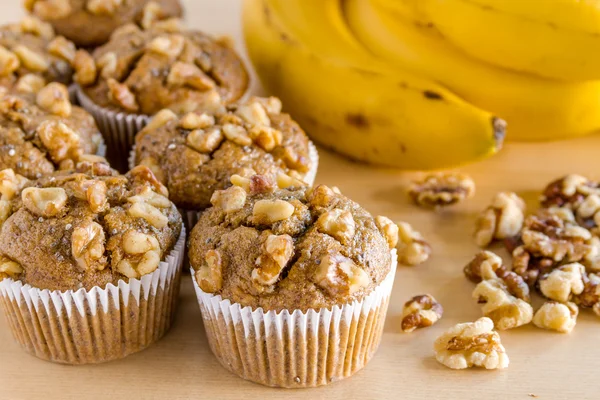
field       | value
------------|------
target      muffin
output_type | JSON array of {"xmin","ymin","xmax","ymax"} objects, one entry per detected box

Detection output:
[
  {"xmin": 0, "ymin": 162, "xmax": 185, "ymax": 364},
  {"xmin": 0, "ymin": 16, "xmax": 77, "ymax": 95},
  {"xmin": 0, "ymin": 82, "xmax": 104, "ymax": 179},
  {"xmin": 189, "ymin": 179, "xmax": 397, "ymax": 387},
  {"xmin": 132, "ymin": 96, "xmax": 318, "ymax": 227},
  {"xmin": 24, "ymin": 0, "xmax": 183, "ymax": 48},
  {"xmin": 75, "ymin": 20, "xmax": 249, "ymax": 169}
]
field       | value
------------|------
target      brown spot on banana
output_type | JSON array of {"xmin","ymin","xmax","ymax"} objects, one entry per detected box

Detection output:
[
  {"xmin": 423, "ymin": 90, "xmax": 443, "ymax": 100},
  {"xmin": 346, "ymin": 113, "xmax": 369, "ymax": 129}
]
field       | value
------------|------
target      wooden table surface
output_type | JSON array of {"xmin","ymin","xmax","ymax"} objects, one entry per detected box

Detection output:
[{"xmin": 1, "ymin": 1, "xmax": 599, "ymax": 399}]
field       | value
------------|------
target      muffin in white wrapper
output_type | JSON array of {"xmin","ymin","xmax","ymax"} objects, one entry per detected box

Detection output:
[
  {"xmin": 128, "ymin": 142, "xmax": 320, "ymax": 231},
  {"xmin": 0, "ymin": 227, "xmax": 186, "ymax": 365},
  {"xmin": 191, "ymin": 250, "xmax": 396, "ymax": 388}
]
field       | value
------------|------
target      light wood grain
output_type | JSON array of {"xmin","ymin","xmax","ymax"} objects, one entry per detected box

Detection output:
[{"xmin": 1, "ymin": 2, "xmax": 599, "ymax": 399}]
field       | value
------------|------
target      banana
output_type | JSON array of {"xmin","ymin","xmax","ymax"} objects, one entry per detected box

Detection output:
[
  {"xmin": 415, "ymin": 0, "xmax": 600, "ymax": 82},
  {"xmin": 344, "ymin": 0, "xmax": 600, "ymax": 141},
  {"xmin": 242, "ymin": 0, "xmax": 503, "ymax": 170}
]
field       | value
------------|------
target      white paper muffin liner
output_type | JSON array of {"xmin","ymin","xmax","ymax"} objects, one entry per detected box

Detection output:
[
  {"xmin": 129, "ymin": 142, "xmax": 319, "ymax": 231},
  {"xmin": 0, "ymin": 227, "xmax": 186, "ymax": 365},
  {"xmin": 191, "ymin": 250, "xmax": 397, "ymax": 388}
]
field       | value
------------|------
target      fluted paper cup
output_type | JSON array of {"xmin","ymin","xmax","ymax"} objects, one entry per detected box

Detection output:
[
  {"xmin": 0, "ymin": 227, "xmax": 186, "ymax": 365},
  {"xmin": 129, "ymin": 142, "xmax": 319, "ymax": 231},
  {"xmin": 68, "ymin": 84, "xmax": 78, "ymax": 105},
  {"xmin": 191, "ymin": 250, "xmax": 396, "ymax": 388}
]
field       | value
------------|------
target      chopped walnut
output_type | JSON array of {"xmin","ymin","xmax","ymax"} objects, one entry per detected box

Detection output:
[
  {"xmin": 397, "ymin": 221, "xmax": 431, "ymax": 266},
  {"xmin": 71, "ymin": 221, "xmax": 107, "ymax": 271},
  {"xmin": 117, "ymin": 230, "xmax": 161, "ymax": 277},
  {"xmin": 20, "ymin": 16, "xmax": 55, "ymax": 40},
  {"xmin": 572, "ymin": 273, "xmax": 600, "ymax": 316},
  {"xmin": 540, "ymin": 174, "xmax": 599, "ymax": 209},
  {"xmin": 73, "ymin": 50, "xmax": 97, "ymax": 86},
  {"xmin": 252, "ymin": 234, "xmax": 294, "ymax": 287},
  {"xmin": 167, "ymin": 62, "xmax": 215, "ymax": 90},
  {"xmin": 408, "ymin": 173, "xmax": 475, "ymax": 208},
  {"xmin": 86, "ymin": 180, "xmax": 108, "ymax": 213},
  {"xmin": 47, "ymin": 35, "xmax": 76, "ymax": 63},
  {"xmin": 276, "ymin": 173, "xmax": 305, "ymax": 189},
  {"xmin": 433, "ymin": 317, "xmax": 509, "ymax": 370},
  {"xmin": 0, "ymin": 169, "xmax": 28, "ymax": 200},
  {"xmin": 141, "ymin": 1, "xmax": 164, "ymax": 29},
  {"xmin": 145, "ymin": 109, "xmax": 177, "ymax": 132},
  {"xmin": 252, "ymin": 96, "xmax": 282, "ymax": 115},
  {"xmin": 107, "ymin": 78, "xmax": 139, "ymax": 112},
  {"xmin": 464, "ymin": 251, "xmax": 530, "ymax": 301},
  {"xmin": 0, "ymin": 46, "xmax": 20, "ymax": 77},
  {"xmin": 0, "ymin": 200, "xmax": 11, "ymax": 227},
  {"xmin": 15, "ymin": 74, "xmax": 46, "ymax": 93},
  {"xmin": 13, "ymin": 45, "xmax": 49, "ymax": 72},
  {"xmin": 37, "ymin": 120, "xmax": 81, "ymax": 163},
  {"xmin": 533, "ymin": 301, "xmax": 578, "ymax": 333},
  {"xmin": 316, "ymin": 209, "xmax": 356, "ymax": 245},
  {"xmin": 97, "ymin": 52, "xmax": 117, "ymax": 79},
  {"xmin": 127, "ymin": 201, "xmax": 168, "ymax": 229},
  {"xmin": 236, "ymin": 101, "xmax": 271, "ymax": 127},
  {"xmin": 179, "ymin": 112, "xmax": 215, "ymax": 130},
  {"xmin": 30, "ymin": 0, "xmax": 72, "ymax": 20},
  {"xmin": 374, "ymin": 216, "xmax": 399, "ymax": 249},
  {"xmin": 475, "ymin": 192, "xmax": 525, "ymax": 247},
  {"xmin": 186, "ymin": 127, "xmax": 223, "ymax": 153},
  {"xmin": 210, "ymin": 186, "xmax": 246, "ymax": 213},
  {"xmin": 222, "ymin": 123, "xmax": 252, "ymax": 146},
  {"xmin": 36, "ymin": 82, "xmax": 71, "ymax": 117},
  {"xmin": 538, "ymin": 263, "xmax": 585, "ymax": 302},
  {"xmin": 472, "ymin": 278, "xmax": 533, "ymax": 330},
  {"xmin": 0, "ymin": 256, "xmax": 23, "ymax": 281},
  {"xmin": 195, "ymin": 249, "xmax": 223, "ymax": 293},
  {"xmin": 146, "ymin": 34, "xmax": 185, "ymax": 59},
  {"xmin": 127, "ymin": 186, "xmax": 170, "ymax": 209},
  {"xmin": 307, "ymin": 185, "xmax": 337, "ymax": 208},
  {"xmin": 313, "ymin": 253, "xmax": 369, "ymax": 297},
  {"xmin": 87, "ymin": 0, "xmax": 122, "ymax": 16},
  {"xmin": 401, "ymin": 294, "xmax": 443, "ymax": 333},
  {"xmin": 21, "ymin": 187, "xmax": 67, "ymax": 217},
  {"xmin": 512, "ymin": 246, "xmax": 555, "ymax": 287},
  {"xmin": 248, "ymin": 126, "xmax": 282, "ymax": 152},
  {"xmin": 252, "ymin": 199, "xmax": 295, "ymax": 224}
]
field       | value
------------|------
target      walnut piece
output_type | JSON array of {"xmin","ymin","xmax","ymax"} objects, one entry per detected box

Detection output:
[
  {"xmin": 401, "ymin": 294, "xmax": 443, "ymax": 333},
  {"xmin": 222, "ymin": 123, "xmax": 252, "ymax": 146},
  {"xmin": 146, "ymin": 35, "xmax": 185, "ymax": 59},
  {"xmin": 15, "ymin": 74, "xmax": 46, "ymax": 93},
  {"xmin": 472, "ymin": 278, "xmax": 533, "ymax": 330},
  {"xmin": 195, "ymin": 249, "xmax": 223, "ymax": 293},
  {"xmin": 374, "ymin": 216, "xmax": 399, "ymax": 249},
  {"xmin": 179, "ymin": 112, "xmax": 215, "ymax": 130},
  {"xmin": 145, "ymin": 109, "xmax": 177, "ymax": 132},
  {"xmin": 87, "ymin": 0, "xmax": 123, "ymax": 16},
  {"xmin": 36, "ymin": 82, "xmax": 71, "ymax": 117},
  {"xmin": 532, "ymin": 301, "xmax": 578, "ymax": 334},
  {"xmin": 308, "ymin": 185, "xmax": 337, "ymax": 208},
  {"xmin": 252, "ymin": 199, "xmax": 295, "ymax": 224},
  {"xmin": 186, "ymin": 127, "xmax": 223, "ymax": 153},
  {"xmin": 252, "ymin": 234, "xmax": 294, "ymax": 287},
  {"xmin": 167, "ymin": 61, "xmax": 215, "ymax": 90},
  {"xmin": 97, "ymin": 52, "xmax": 117, "ymax": 79},
  {"xmin": 464, "ymin": 251, "xmax": 530, "ymax": 301},
  {"xmin": 0, "ymin": 169, "xmax": 28, "ymax": 200},
  {"xmin": 540, "ymin": 174, "xmax": 599, "ymax": 209},
  {"xmin": 86, "ymin": 180, "xmax": 108, "ymax": 213},
  {"xmin": 47, "ymin": 35, "xmax": 76, "ymax": 63},
  {"xmin": 71, "ymin": 221, "xmax": 107, "ymax": 271},
  {"xmin": 0, "ymin": 46, "xmax": 20, "ymax": 77},
  {"xmin": 119, "ymin": 230, "xmax": 161, "ymax": 276},
  {"xmin": 251, "ymin": 96, "xmax": 282, "ymax": 115},
  {"xmin": 572, "ymin": 273, "xmax": 600, "ymax": 316},
  {"xmin": 30, "ymin": 0, "xmax": 72, "ymax": 20},
  {"xmin": 276, "ymin": 173, "xmax": 305, "ymax": 189},
  {"xmin": 248, "ymin": 126, "xmax": 282, "ymax": 152},
  {"xmin": 313, "ymin": 253, "xmax": 369, "ymax": 297},
  {"xmin": 210, "ymin": 186, "xmax": 246, "ymax": 213},
  {"xmin": 538, "ymin": 263, "xmax": 585, "ymax": 302},
  {"xmin": 0, "ymin": 256, "xmax": 23, "ymax": 281},
  {"xmin": 37, "ymin": 120, "xmax": 81, "ymax": 163},
  {"xmin": 127, "ymin": 201, "xmax": 168, "ymax": 229},
  {"xmin": 21, "ymin": 187, "xmax": 67, "ymax": 217},
  {"xmin": 397, "ymin": 221, "xmax": 431, "ymax": 266},
  {"xmin": 20, "ymin": 16, "xmax": 55, "ymax": 39},
  {"xmin": 408, "ymin": 173, "xmax": 475, "ymax": 208},
  {"xmin": 433, "ymin": 317, "xmax": 509, "ymax": 370},
  {"xmin": 141, "ymin": 1, "xmax": 164, "ymax": 29},
  {"xmin": 107, "ymin": 78, "xmax": 139, "ymax": 112},
  {"xmin": 13, "ymin": 45, "xmax": 48, "ymax": 72},
  {"xmin": 316, "ymin": 209, "xmax": 355, "ymax": 245},
  {"xmin": 475, "ymin": 192, "xmax": 525, "ymax": 247},
  {"xmin": 73, "ymin": 50, "xmax": 97, "ymax": 86},
  {"xmin": 236, "ymin": 101, "xmax": 271, "ymax": 127}
]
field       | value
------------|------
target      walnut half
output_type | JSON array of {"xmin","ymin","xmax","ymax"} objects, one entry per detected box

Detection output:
[
  {"xmin": 408, "ymin": 173, "xmax": 475, "ymax": 208},
  {"xmin": 532, "ymin": 301, "xmax": 578, "ymax": 334},
  {"xmin": 433, "ymin": 317, "xmax": 509, "ymax": 370},
  {"xmin": 472, "ymin": 278, "xmax": 533, "ymax": 330},
  {"xmin": 401, "ymin": 294, "xmax": 443, "ymax": 333}
]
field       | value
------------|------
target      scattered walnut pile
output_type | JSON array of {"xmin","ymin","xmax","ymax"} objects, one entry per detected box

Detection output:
[{"xmin": 467, "ymin": 174, "xmax": 600, "ymax": 335}]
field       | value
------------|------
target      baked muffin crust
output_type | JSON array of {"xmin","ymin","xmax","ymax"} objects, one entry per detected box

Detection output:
[
  {"xmin": 0, "ymin": 16, "xmax": 76, "ymax": 90},
  {"xmin": 189, "ymin": 179, "xmax": 394, "ymax": 311},
  {"xmin": 0, "ymin": 163, "xmax": 182, "ymax": 291},
  {"xmin": 134, "ymin": 97, "xmax": 314, "ymax": 210},
  {"xmin": 76, "ymin": 21, "xmax": 249, "ymax": 115},
  {"xmin": 25, "ymin": 0, "xmax": 183, "ymax": 47},
  {"xmin": 0, "ymin": 83, "xmax": 103, "ymax": 179}
]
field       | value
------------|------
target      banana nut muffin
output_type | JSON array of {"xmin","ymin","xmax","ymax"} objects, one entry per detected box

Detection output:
[
  {"xmin": 0, "ymin": 16, "xmax": 76, "ymax": 90},
  {"xmin": 0, "ymin": 162, "xmax": 182, "ymax": 291},
  {"xmin": 24, "ymin": 0, "xmax": 183, "ymax": 48},
  {"xmin": 75, "ymin": 20, "xmax": 249, "ymax": 116},
  {"xmin": 189, "ymin": 179, "xmax": 396, "ymax": 311},
  {"xmin": 134, "ymin": 97, "xmax": 315, "ymax": 210},
  {"xmin": 0, "ymin": 83, "xmax": 103, "ymax": 179}
]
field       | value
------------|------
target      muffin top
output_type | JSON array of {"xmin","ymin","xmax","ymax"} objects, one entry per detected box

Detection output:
[
  {"xmin": 0, "ymin": 163, "xmax": 182, "ymax": 291},
  {"xmin": 75, "ymin": 20, "xmax": 249, "ymax": 115},
  {"xmin": 0, "ymin": 83, "xmax": 103, "ymax": 179},
  {"xmin": 0, "ymin": 16, "xmax": 76, "ymax": 90},
  {"xmin": 189, "ymin": 180, "xmax": 395, "ymax": 312},
  {"xmin": 24, "ymin": 0, "xmax": 183, "ymax": 48},
  {"xmin": 134, "ymin": 96, "xmax": 314, "ymax": 210}
]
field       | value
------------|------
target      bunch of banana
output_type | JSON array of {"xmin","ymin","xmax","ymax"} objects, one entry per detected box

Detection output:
[{"xmin": 243, "ymin": 0, "xmax": 600, "ymax": 169}]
